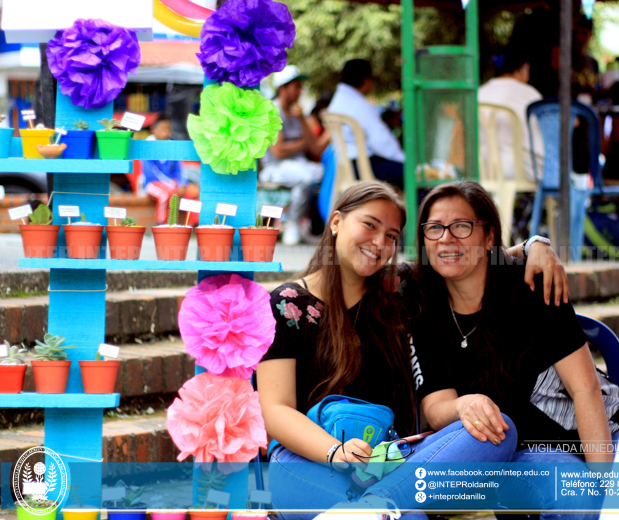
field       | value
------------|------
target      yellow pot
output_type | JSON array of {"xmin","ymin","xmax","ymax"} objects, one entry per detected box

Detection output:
[
  {"xmin": 60, "ymin": 510, "xmax": 99, "ymax": 520},
  {"xmin": 20, "ymin": 129, "xmax": 55, "ymax": 159}
]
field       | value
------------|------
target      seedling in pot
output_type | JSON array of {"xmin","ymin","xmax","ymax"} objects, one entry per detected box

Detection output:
[
  {"xmin": 167, "ymin": 194, "xmax": 180, "ymax": 226},
  {"xmin": 34, "ymin": 333, "xmax": 76, "ymax": 361},
  {"xmin": 97, "ymin": 118, "xmax": 122, "ymax": 131},
  {"xmin": 73, "ymin": 119, "xmax": 90, "ymax": 131},
  {"xmin": 0, "ymin": 340, "xmax": 27, "ymax": 365},
  {"xmin": 28, "ymin": 204, "xmax": 53, "ymax": 226}
]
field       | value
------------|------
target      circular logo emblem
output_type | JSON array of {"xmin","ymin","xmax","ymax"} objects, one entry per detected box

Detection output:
[
  {"xmin": 415, "ymin": 491, "xmax": 426, "ymax": 503},
  {"xmin": 13, "ymin": 447, "xmax": 68, "ymax": 515},
  {"xmin": 415, "ymin": 467, "xmax": 426, "ymax": 479}
]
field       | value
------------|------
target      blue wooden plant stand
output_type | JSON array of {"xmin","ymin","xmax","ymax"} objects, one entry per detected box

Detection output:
[{"xmin": 4, "ymin": 80, "xmax": 279, "ymax": 511}]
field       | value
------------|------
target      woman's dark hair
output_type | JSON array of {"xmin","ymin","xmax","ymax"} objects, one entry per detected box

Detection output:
[
  {"xmin": 414, "ymin": 181, "xmax": 522, "ymax": 395},
  {"xmin": 299, "ymin": 180, "xmax": 416, "ymax": 434}
]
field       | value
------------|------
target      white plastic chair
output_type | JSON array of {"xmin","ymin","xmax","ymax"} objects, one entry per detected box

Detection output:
[
  {"xmin": 320, "ymin": 111, "xmax": 376, "ymax": 215},
  {"xmin": 478, "ymin": 102, "xmax": 537, "ymax": 246}
]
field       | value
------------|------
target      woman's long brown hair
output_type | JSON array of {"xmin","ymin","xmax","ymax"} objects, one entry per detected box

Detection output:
[{"xmin": 298, "ymin": 181, "xmax": 416, "ymax": 434}]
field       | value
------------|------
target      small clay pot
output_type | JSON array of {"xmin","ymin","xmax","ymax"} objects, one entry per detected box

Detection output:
[{"xmin": 35, "ymin": 143, "xmax": 67, "ymax": 159}]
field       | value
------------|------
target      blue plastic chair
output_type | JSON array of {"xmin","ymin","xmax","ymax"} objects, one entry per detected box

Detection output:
[
  {"xmin": 318, "ymin": 144, "xmax": 337, "ymax": 224},
  {"xmin": 527, "ymin": 99, "xmax": 600, "ymax": 261},
  {"xmin": 576, "ymin": 313, "xmax": 619, "ymax": 383}
]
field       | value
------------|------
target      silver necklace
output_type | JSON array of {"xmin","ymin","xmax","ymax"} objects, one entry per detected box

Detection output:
[{"xmin": 449, "ymin": 301, "xmax": 478, "ymax": 348}]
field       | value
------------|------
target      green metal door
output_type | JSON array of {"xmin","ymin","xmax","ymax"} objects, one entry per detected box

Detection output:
[{"xmin": 401, "ymin": 0, "xmax": 480, "ymax": 247}]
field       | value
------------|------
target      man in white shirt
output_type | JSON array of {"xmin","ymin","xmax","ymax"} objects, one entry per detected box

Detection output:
[
  {"xmin": 478, "ymin": 47, "xmax": 544, "ymax": 181},
  {"xmin": 328, "ymin": 59, "xmax": 404, "ymax": 189}
]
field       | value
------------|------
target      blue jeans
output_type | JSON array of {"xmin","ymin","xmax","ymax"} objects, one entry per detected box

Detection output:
[
  {"xmin": 269, "ymin": 415, "xmax": 517, "ymax": 519},
  {"xmin": 495, "ymin": 430, "xmax": 619, "ymax": 520}
]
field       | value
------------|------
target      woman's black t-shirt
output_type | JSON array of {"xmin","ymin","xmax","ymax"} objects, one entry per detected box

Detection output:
[{"xmin": 413, "ymin": 264, "xmax": 590, "ymax": 446}]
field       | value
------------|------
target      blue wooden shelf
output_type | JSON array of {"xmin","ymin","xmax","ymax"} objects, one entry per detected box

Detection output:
[
  {"xmin": 1, "ymin": 393, "xmax": 120, "ymax": 408},
  {"xmin": 0, "ymin": 158, "xmax": 132, "ymax": 173},
  {"xmin": 19, "ymin": 258, "xmax": 283, "ymax": 272}
]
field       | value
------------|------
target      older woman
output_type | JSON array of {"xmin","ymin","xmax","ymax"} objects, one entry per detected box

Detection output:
[{"xmin": 413, "ymin": 181, "xmax": 619, "ymax": 519}]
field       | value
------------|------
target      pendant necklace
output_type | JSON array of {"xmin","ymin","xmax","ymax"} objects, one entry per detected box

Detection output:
[{"xmin": 449, "ymin": 300, "xmax": 477, "ymax": 348}]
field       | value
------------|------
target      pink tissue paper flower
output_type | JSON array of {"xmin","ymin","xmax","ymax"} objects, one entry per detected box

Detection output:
[
  {"xmin": 178, "ymin": 273, "xmax": 276, "ymax": 378},
  {"xmin": 167, "ymin": 373, "xmax": 267, "ymax": 464}
]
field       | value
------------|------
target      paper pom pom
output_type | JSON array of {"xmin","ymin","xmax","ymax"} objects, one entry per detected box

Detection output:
[
  {"xmin": 46, "ymin": 19, "xmax": 140, "ymax": 110},
  {"xmin": 179, "ymin": 273, "xmax": 276, "ymax": 377},
  {"xmin": 187, "ymin": 83, "xmax": 282, "ymax": 175},
  {"xmin": 197, "ymin": 0, "xmax": 295, "ymax": 88},
  {"xmin": 167, "ymin": 373, "xmax": 267, "ymax": 463}
]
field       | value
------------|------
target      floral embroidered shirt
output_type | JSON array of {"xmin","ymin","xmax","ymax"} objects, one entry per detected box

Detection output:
[{"xmin": 260, "ymin": 264, "xmax": 418, "ymax": 417}]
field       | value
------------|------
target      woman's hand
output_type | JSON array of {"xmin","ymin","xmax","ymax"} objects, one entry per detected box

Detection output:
[
  {"xmin": 456, "ymin": 394, "xmax": 509, "ymax": 444},
  {"xmin": 331, "ymin": 438, "xmax": 373, "ymax": 471},
  {"xmin": 524, "ymin": 241, "xmax": 569, "ymax": 306}
]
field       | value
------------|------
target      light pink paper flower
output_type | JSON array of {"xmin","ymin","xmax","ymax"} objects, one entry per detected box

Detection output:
[
  {"xmin": 167, "ymin": 373, "xmax": 267, "ymax": 464},
  {"xmin": 179, "ymin": 274, "xmax": 276, "ymax": 378}
]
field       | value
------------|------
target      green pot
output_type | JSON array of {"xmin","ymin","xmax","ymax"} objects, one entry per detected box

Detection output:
[
  {"xmin": 95, "ymin": 131, "xmax": 133, "ymax": 159},
  {"xmin": 17, "ymin": 506, "xmax": 57, "ymax": 520}
]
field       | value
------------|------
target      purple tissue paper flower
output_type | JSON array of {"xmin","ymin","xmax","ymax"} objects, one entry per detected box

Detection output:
[
  {"xmin": 197, "ymin": 0, "xmax": 295, "ymax": 88},
  {"xmin": 47, "ymin": 19, "xmax": 141, "ymax": 110}
]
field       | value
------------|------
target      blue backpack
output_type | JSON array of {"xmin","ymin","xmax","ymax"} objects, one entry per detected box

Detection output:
[{"xmin": 306, "ymin": 395, "xmax": 396, "ymax": 448}]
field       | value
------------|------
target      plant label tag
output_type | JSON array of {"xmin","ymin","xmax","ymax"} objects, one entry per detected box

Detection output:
[
  {"xmin": 98, "ymin": 343, "xmax": 120, "ymax": 359},
  {"xmin": 104, "ymin": 207, "xmax": 127, "ymax": 219},
  {"xmin": 55, "ymin": 128, "xmax": 68, "ymax": 136},
  {"xmin": 23, "ymin": 482, "xmax": 47, "ymax": 495},
  {"xmin": 0, "ymin": 342, "xmax": 8, "ymax": 358},
  {"xmin": 101, "ymin": 486, "xmax": 126, "ymax": 502},
  {"xmin": 58, "ymin": 205, "xmax": 80, "ymax": 218},
  {"xmin": 215, "ymin": 203, "xmax": 237, "ymax": 217},
  {"xmin": 206, "ymin": 489, "xmax": 230, "ymax": 507},
  {"xmin": 8, "ymin": 204, "xmax": 32, "ymax": 221},
  {"xmin": 179, "ymin": 198, "xmax": 202, "ymax": 214},
  {"xmin": 120, "ymin": 112, "xmax": 146, "ymax": 131},
  {"xmin": 260, "ymin": 205, "xmax": 283, "ymax": 219},
  {"xmin": 21, "ymin": 110, "xmax": 35, "ymax": 120},
  {"xmin": 250, "ymin": 490, "xmax": 272, "ymax": 505}
]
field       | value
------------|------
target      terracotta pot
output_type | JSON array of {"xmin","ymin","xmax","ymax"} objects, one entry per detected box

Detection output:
[
  {"xmin": 20, "ymin": 129, "xmax": 55, "ymax": 159},
  {"xmin": 19, "ymin": 224, "xmax": 60, "ymax": 258},
  {"xmin": 106, "ymin": 226, "xmax": 146, "ymax": 260},
  {"xmin": 149, "ymin": 510, "xmax": 187, "ymax": 520},
  {"xmin": 35, "ymin": 143, "xmax": 67, "ymax": 159},
  {"xmin": 239, "ymin": 228, "xmax": 279, "ymax": 262},
  {"xmin": 79, "ymin": 360, "xmax": 120, "ymax": 394},
  {"xmin": 63, "ymin": 225, "xmax": 104, "ymax": 259},
  {"xmin": 188, "ymin": 511, "xmax": 228, "ymax": 520},
  {"xmin": 152, "ymin": 227, "xmax": 192, "ymax": 261},
  {"xmin": 31, "ymin": 360, "xmax": 72, "ymax": 393},
  {"xmin": 61, "ymin": 509, "xmax": 100, "ymax": 520},
  {"xmin": 96, "ymin": 131, "xmax": 133, "ymax": 159},
  {"xmin": 196, "ymin": 227, "xmax": 235, "ymax": 261},
  {"xmin": 0, "ymin": 364, "xmax": 27, "ymax": 393}
]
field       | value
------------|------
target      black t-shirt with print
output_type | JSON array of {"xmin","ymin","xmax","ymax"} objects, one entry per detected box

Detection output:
[
  {"xmin": 260, "ymin": 264, "xmax": 419, "ymax": 432},
  {"xmin": 413, "ymin": 264, "xmax": 588, "ymax": 446}
]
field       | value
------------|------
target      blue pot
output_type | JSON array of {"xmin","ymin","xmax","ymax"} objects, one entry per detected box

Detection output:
[
  {"xmin": 106, "ymin": 510, "xmax": 147, "ymax": 520},
  {"xmin": 0, "ymin": 128, "xmax": 14, "ymax": 158},
  {"xmin": 63, "ymin": 130, "xmax": 95, "ymax": 159}
]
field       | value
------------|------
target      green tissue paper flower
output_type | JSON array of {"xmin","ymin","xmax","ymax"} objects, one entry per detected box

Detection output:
[{"xmin": 187, "ymin": 82, "xmax": 282, "ymax": 175}]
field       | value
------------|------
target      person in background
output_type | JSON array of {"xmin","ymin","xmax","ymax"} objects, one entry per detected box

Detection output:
[
  {"xmin": 307, "ymin": 90, "xmax": 333, "ymax": 161},
  {"xmin": 143, "ymin": 116, "xmax": 200, "ymax": 226},
  {"xmin": 328, "ymin": 59, "xmax": 404, "ymax": 190},
  {"xmin": 260, "ymin": 65, "xmax": 325, "ymax": 246},
  {"xmin": 478, "ymin": 44, "xmax": 544, "ymax": 181}
]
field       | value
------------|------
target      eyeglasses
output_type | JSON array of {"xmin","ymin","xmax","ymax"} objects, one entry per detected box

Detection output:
[
  {"xmin": 343, "ymin": 430, "xmax": 434, "ymax": 463},
  {"xmin": 421, "ymin": 220, "xmax": 487, "ymax": 240}
]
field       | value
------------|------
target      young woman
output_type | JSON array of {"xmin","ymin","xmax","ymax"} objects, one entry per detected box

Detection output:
[
  {"xmin": 257, "ymin": 181, "xmax": 567, "ymax": 518},
  {"xmin": 414, "ymin": 181, "xmax": 619, "ymax": 519}
]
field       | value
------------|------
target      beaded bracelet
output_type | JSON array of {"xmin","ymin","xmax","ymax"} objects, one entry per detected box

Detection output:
[{"xmin": 327, "ymin": 442, "xmax": 342, "ymax": 467}]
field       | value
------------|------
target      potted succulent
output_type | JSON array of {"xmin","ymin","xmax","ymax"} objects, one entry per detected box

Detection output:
[
  {"xmin": 21, "ymin": 123, "xmax": 56, "ymax": 159},
  {"xmin": 188, "ymin": 467, "xmax": 229, "ymax": 520},
  {"xmin": 103, "ymin": 480, "xmax": 147, "ymax": 520},
  {"xmin": 31, "ymin": 333, "xmax": 76, "ymax": 394},
  {"xmin": 19, "ymin": 204, "xmax": 61, "ymax": 258},
  {"xmin": 63, "ymin": 213, "xmax": 104, "ymax": 259},
  {"xmin": 0, "ymin": 115, "xmax": 13, "ymax": 159},
  {"xmin": 152, "ymin": 195, "xmax": 192, "ymax": 261},
  {"xmin": 0, "ymin": 340, "xmax": 28, "ymax": 393},
  {"xmin": 106, "ymin": 216, "xmax": 146, "ymax": 260},
  {"xmin": 196, "ymin": 215, "xmax": 235, "ymax": 262},
  {"xmin": 64, "ymin": 120, "xmax": 95, "ymax": 159},
  {"xmin": 95, "ymin": 118, "xmax": 133, "ymax": 160},
  {"xmin": 36, "ymin": 130, "xmax": 67, "ymax": 159},
  {"xmin": 239, "ymin": 214, "xmax": 279, "ymax": 262},
  {"xmin": 78, "ymin": 351, "xmax": 120, "ymax": 394}
]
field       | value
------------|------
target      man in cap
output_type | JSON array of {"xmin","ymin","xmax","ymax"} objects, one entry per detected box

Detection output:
[{"xmin": 260, "ymin": 65, "xmax": 325, "ymax": 246}]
